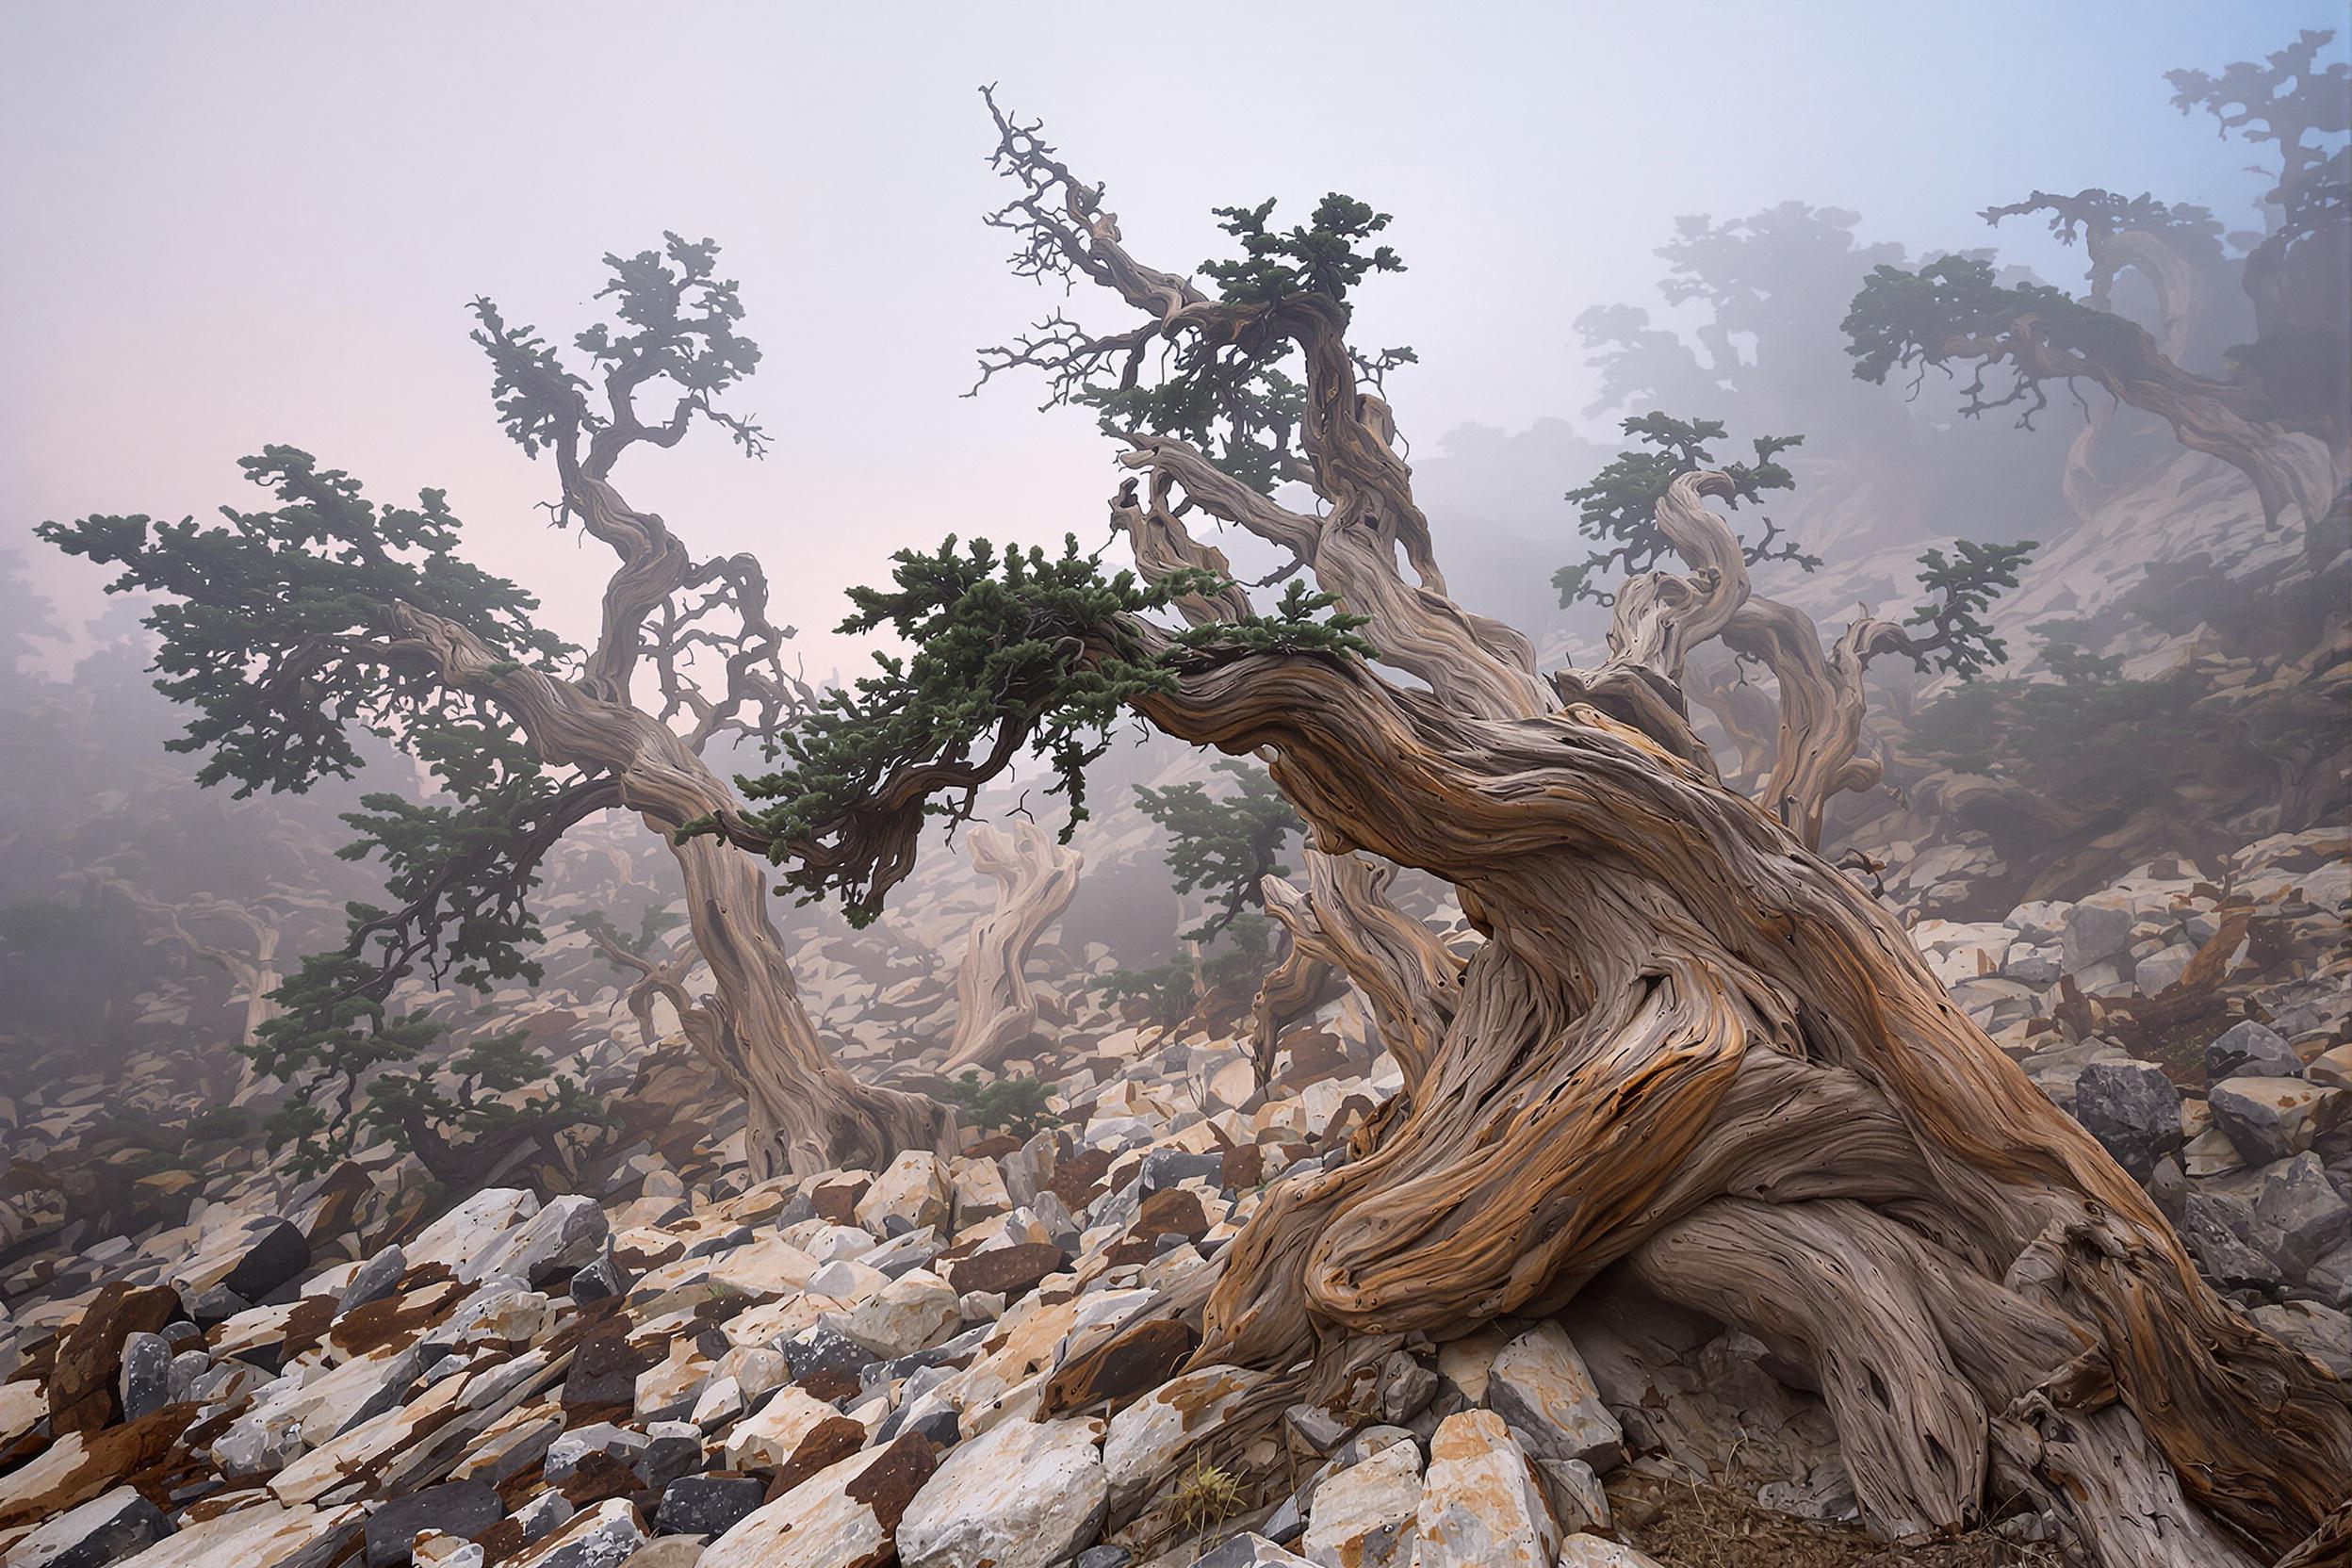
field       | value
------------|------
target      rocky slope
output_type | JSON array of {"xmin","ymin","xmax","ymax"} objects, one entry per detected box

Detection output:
[{"xmin": 0, "ymin": 806, "xmax": 2344, "ymax": 1568}]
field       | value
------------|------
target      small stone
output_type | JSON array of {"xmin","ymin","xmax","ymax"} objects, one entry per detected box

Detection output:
[
  {"xmin": 2210, "ymin": 1077, "xmax": 2344, "ymax": 1164},
  {"xmin": 2207, "ymin": 1021, "xmax": 2301, "ymax": 1082},
  {"xmin": 569, "ymin": 1250, "xmax": 630, "ymax": 1305},
  {"xmin": 2072, "ymin": 1060, "xmax": 2181, "ymax": 1183},
  {"xmin": 635, "ymin": 1421, "xmax": 708, "ymax": 1489},
  {"xmin": 1301, "ymin": 1440, "xmax": 1423, "ymax": 1568},
  {"xmin": 7, "ymin": 1485, "xmax": 174, "ymax": 1568},
  {"xmin": 1555, "ymin": 1537, "xmax": 1664, "ymax": 1566},
  {"xmin": 547, "ymin": 1422, "xmax": 650, "ymax": 1483},
  {"xmin": 1407, "ymin": 1410, "xmax": 1558, "ymax": 1568},
  {"xmin": 364, "ymin": 1480, "xmax": 506, "ymax": 1568},
  {"xmin": 1377, "ymin": 1351, "xmax": 1439, "ymax": 1427},
  {"xmin": 897, "ymin": 1413, "xmax": 1108, "ymax": 1568},
  {"xmin": 338, "ymin": 1245, "xmax": 409, "ymax": 1317},
  {"xmin": 514, "ymin": 1494, "xmax": 579, "ymax": 1545},
  {"xmin": 116, "ymin": 1331, "xmax": 172, "ymax": 1422},
  {"xmin": 1486, "ymin": 1324, "xmax": 1624, "ymax": 1474},
  {"xmin": 657, "ymin": 1475, "xmax": 766, "ymax": 1538},
  {"xmin": 513, "ymin": 1498, "xmax": 645, "ymax": 1568},
  {"xmin": 855, "ymin": 1152, "xmax": 950, "ymax": 1233}
]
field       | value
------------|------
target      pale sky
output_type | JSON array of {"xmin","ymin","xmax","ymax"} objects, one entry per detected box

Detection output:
[{"xmin": 5, "ymin": 1, "xmax": 2341, "ymax": 678}]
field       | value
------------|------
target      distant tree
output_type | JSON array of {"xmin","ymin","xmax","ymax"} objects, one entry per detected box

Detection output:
[
  {"xmin": 1134, "ymin": 760, "xmax": 1301, "ymax": 942},
  {"xmin": 1846, "ymin": 30, "xmax": 2349, "ymax": 554},
  {"xmin": 41, "ymin": 236, "xmax": 949, "ymax": 1180}
]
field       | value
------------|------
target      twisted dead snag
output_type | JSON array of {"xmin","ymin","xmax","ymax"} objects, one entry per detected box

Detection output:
[{"xmin": 943, "ymin": 821, "xmax": 1082, "ymax": 1074}]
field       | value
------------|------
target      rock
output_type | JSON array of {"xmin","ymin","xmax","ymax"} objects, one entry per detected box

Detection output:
[
  {"xmin": 1406, "ymin": 1410, "xmax": 1558, "ymax": 1568},
  {"xmin": 2181, "ymin": 1125, "xmax": 2246, "ymax": 1178},
  {"xmin": 364, "ymin": 1481, "xmax": 506, "ymax": 1568},
  {"xmin": 1102, "ymin": 1365, "xmax": 1270, "ymax": 1520},
  {"xmin": 2252, "ymin": 1152, "xmax": 2352, "ymax": 1279},
  {"xmin": 1189, "ymin": 1539, "xmax": 1315, "ymax": 1567},
  {"xmin": 514, "ymin": 1494, "xmax": 578, "ymax": 1545},
  {"xmin": 1556, "ymin": 1538, "xmax": 1663, "ymax": 1567},
  {"xmin": 569, "ymin": 1250, "xmax": 630, "ymax": 1305},
  {"xmin": 657, "ymin": 1476, "xmax": 766, "ymax": 1538},
  {"xmin": 1535, "ymin": 1459, "xmax": 1609, "ymax": 1535},
  {"xmin": 407, "ymin": 1189, "xmax": 540, "ymax": 1274},
  {"xmin": 224, "ymin": 1218, "xmax": 312, "ymax": 1301},
  {"xmin": 466, "ymin": 1195, "xmax": 610, "ymax": 1286},
  {"xmin": 1300, "ymin": 1439, "xmax": 1422, "ymax": 1568},
  {"xmin": 2061, "ymin": 900, "xmax": 2135, "ymax": 972},
  {"xmin": 1485, "ymin": 1324, "xmax": 1623, "ymax": 1474},
  {"xmin": 2207, "ymin": 1021, "xmax": 2301, "ymax": 1082},
  {"xmin": 699, "ymin": 1433, "xmax": 937, "ymax": 1568},
  {"xmin": 832, "ymin": 1270, "xmax": 960, "ymax": 1359},
  {"xmin": 778, "ymin": 1324, "xmax": 875, "ymax": 1386},
  {"xmin": 2181, "ymin": 1191, "xmax": 2279, "ymax": 1290},
  {"xmin": 2210, "ymin": 1077, "xmax": 2344, "ymax": 1164},
  {"xmin": 2248, "ymin": 1301, "xmax": 2352, "ymax": 1379},
  {"xmin": 547, "ymin": 1422, "xmax": 650, "ymax": 1483},
  {"xmin": 722, "ymin": 1384, "xmax": 846, "ymax": 1469},
  {"xmin": 896, "ymin": 1413, "xmax": 1108, "ymax": 1568},
  {"xmin": 2072, "ymin": 1060, "xmax": 2182, "ymax": 1182},
  {"xmin": 7, "ymin": 1485, "xmax": 174, "ymax": 1568},
  {"xmin": 338, "ymin": 1246, "xmax": 408, "ymax": 1317},
  {"xmin": 2309, "ymin": 1239, "xmax": 2352, "ymax": 1309},
  {"xmin": 49, "ymin": 1282, "xmax": 179, "ymax": 1435},
  {"xmin": 856, "ymin": 1152, "xmax": 950, "ymax": 1234},
  {"xmin": 944, "ymin": 1243, "xmax": 1066, "ymax": 1300},
  {"xmin": 511, "ymin": 1498, "xmax": 646, "ymax": 1568},
  {"xmin": 1377, "ymin": 1352, "xmax": 1439, "ymax": 1427},
  {"xmin": 2307, "ymin": 1042, "xmax": 2352, "ymax": 1090},
  {"xmin": 116, "ymin": 1331, "xmax": 172, "ymax": 1422},
  {"xmin": 634, "ymin": 1421, "xmax": 707, "ymax": 1489}
]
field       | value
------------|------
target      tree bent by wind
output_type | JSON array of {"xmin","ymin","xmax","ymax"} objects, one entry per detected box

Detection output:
[
  {"xmin": 697, "ymin": 95, "xmax": 2344, "ymax": 1565},
  {"xmin": 41, "ymin": 236, "xmax": 951, "ymax": 1183}
]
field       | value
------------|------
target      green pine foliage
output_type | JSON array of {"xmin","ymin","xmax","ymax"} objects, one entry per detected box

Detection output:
[
  {"xmin": 725, "ymin": 537, "xmax": 1369, "ymax": 925},
  {"xmin": 939, "ymin": 1070, "xmax": 1060, "ymax": 1139},
  {"xmin": 1134, "ymin": 760, "xmax": 1301, "ymax": 943},
  {"xmin": 1553, "ymin": 413, "xmax": 1817, "ymax": 608}
]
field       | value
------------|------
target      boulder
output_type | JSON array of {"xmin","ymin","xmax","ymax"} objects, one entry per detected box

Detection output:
[
  {"xmin": 1102, "ymin": 1366, "xmax": 1270, "ymax": 1521},
  {"xmin": 2209, "ymin": 1077, "xmax": 2343, "ymax": 1165},
  {"xmin": 2072, "ymin": 1060, "xmax": 2181, "ymax": 1182},
  {"xmin": 896, "ymin": 1413, "xmax": 1108, "ymax": 1568},
  {"xmin": 1406, "ymin": 1411, "xmax": 1558, "ymax": 1568},
  {"xmin": 1556, "ymin": 1538, "xmax": 1664, "ymax": 1566},
  {"xmin": 223, "ymin": 1218, "xmax": 312, "ymax": 1301},
  {"xmin": 7, "ymin": 1485, "xmax": 174, "ymax": 1568},
  {"xmin": 2206, "ymin": 1021, "xmax": 2301, "ymax": 1082},
  {"xmin": 337, "ymin": 1246, "xmax": 409, "ymax": 1317},
  {"xmin": 699, "ymin": 1433, "xmax": 937, "ymax": 1568},
  {"xmin": 510, "ymin": 1498, "xmax": 645, "ymax": 1568},
  {"xmin": 1485, "ymin": 1324, "xmax": 1623, "ymax": 1474},
  {"xmin": 363, "ymin": 1481, "xmax": 505, "ymax": 1568},
  {"xmin": 464, "ymin": 1196, "xmax": 610, "ymax": 1286},
  {"xmin": 1301, "ymin": 1439, "xmax": 1423, "ymax": 1568},
  {"xmin": 2252, "ymin": 1152, "xmax": 2352, "ymax": 1279},
  {"xmin": 656, "ymin": 1476, "xmax": 766, "ymax": 1538},
  {"xmin": 855, "ymin": 1152, "xmax": 950, "ymax": 1234}
]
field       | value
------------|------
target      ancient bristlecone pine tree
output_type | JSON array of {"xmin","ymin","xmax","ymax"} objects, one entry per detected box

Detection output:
[
  {"xmin": 41, "ymin": 237, "xmax": 950, "ymax": 1182},
  {"xmin": 708, "ymin": 97, "xmax": 2348, "ymax": 1566}
]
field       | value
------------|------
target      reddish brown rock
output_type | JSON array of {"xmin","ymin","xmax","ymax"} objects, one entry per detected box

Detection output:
[{"xmin": 49, "ymin": 1282, "xmax": 179, "ymax": 1436}]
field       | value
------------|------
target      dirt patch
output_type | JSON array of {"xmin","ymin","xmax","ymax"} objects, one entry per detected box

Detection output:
[{"xmin": 1615, "ymin": 1478, "xmax": 2066, "ymax": 1568}]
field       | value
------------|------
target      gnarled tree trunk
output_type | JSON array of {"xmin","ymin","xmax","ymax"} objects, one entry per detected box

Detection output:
[{"xmin": 942, "ymin": 821, "xmax": 1082, "ymax": 1074}]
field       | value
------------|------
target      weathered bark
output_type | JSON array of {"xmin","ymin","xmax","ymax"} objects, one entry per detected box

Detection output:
[
  {"xmin": 1254, "ymin": 851, "xmax": 1462, "ymax": 1095},
  {"xmin": 1720, "ymin": 598, "xmax": 1910, "ymax": 851},
  {"xmin": 942, "ymin": 821, "xmax": 1082, "ymax": 1074}
]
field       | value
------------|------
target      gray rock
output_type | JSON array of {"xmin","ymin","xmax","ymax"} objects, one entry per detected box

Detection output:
[
  {"xmin": 569, "ymin": 1248, "xmax": 630, "ymax": 1305},
  {"xmin": 634, "ymin": 1421, "xmax": 706, "ymax": 1490},
  {"xmin": 466, "ymin": 1195, "xmax": 609, "ymax": 1286},
  {"xmin": 2308, "ymin": 1239, "xmax": 2352, "ymax": 1310},
  {"xmin": 514, "ymin": 1492, "xmax": 578, "ymax": 1545},
  {"xmin": 2061, "ymin": 902, "xmax": 2135, "ymax": 972},
  {"xmin": 2210, "ymin": 1076, "xmax": 2339, "ymax": 1165},
  {"xmin": 1377, "ymin": 1351, "xmax": 1438, "ymax": 1427},
  {"xmin": 223, "ymin": 1217, "xmax": 311, "ymax": 1301},
  {"xmin": 117, "ymin": 1331, "xmax": 172, "ymax": 1422},
  {"xmin": 363, "ymin": 1480, "xmax": 504, "ymax": 1568},
  {"xmin": 657, "ymin": 1475, "xmax": 764, "ymax": 1537},
  {"xmin": 2207, "ymin": 1021, "xmax": 2301, "ymax": 1082},
  {"xmin": 2072, "ymin": 1060, "xmax": 2182, "ymax": 1182},
  {"xmin": 2252, "ymin": 1153, "xmax": 2352, "ymax": 1280},
  {"xmin": 338, "ymin": 1245, "xmax": 408, "ymax": 1317},
  {"xmin": 7, "ymin": 1485, "xmax": 174, "ymax": 1568},
  {"xmin": 2181, "ymin": 1190, "xmax": 2279, "ymax": 1290},
  {"xmin": 1190, "ymin": 1538, "xmax": 1315, "ymax": 1568},
  {"xmin": 1074, "ymin": 1548, "xmax": 1135, "ymax": 1568},
  {"xmin": 1485, "ymin": 1324, "xmax": 1624, "ymax": 1474},
  {"xmin": 547, "ymin": 1422, "xmax": 649, "ymax": 1483}
]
